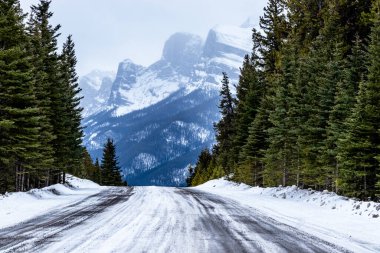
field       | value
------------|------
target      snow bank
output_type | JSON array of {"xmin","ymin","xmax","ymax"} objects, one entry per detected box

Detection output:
[
  {"xmin": 0, "ymin": 175, "xmax": 102, "ymax": 229},
  {"xmin": 197, "ymin": 179, "xmax": 380, "ymax": 253},
  {"xmin": 198, "ymin": 179, "xmax": 380, "ymax": 219},
  {"xmin": 65, "ymin": 174, "xmax": 101, "ymax": 189}
]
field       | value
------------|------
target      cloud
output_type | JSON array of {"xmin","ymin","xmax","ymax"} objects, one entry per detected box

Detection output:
[{"xmin": 19, "ymin": 0, "xmax": 267, "ymax": 76}]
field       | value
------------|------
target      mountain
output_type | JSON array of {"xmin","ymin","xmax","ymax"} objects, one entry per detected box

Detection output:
[
  {"xmin": 82, "ymin": 23, "xmax": 253, "ymax": 186},
  {"xmin": 79, "ymin": 70, "xmax": 115, "ymax": 117}
]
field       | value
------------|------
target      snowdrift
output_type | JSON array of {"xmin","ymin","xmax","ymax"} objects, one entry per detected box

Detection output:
[
  {"xmin": 198, "ymin": 179, "xmax": 380, "ymax": 219},
  {"xmin": 0, "ymin": 175, "xmax": 102, "ymax": 229}
]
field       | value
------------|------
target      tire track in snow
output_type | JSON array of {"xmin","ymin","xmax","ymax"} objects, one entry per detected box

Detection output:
[
  {"xmin": 0, "ymin": 187, "xmax": 134, "ymax": 253},
  {"xmin": 176, "ymin": 188, "xmax": 353, "ymax": 253},
  {"xmin": 0, "ymin": 186, "xmax": 354, "ymax": 253}
]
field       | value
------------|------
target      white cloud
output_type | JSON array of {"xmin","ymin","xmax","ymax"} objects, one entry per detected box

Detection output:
[{"xmin": 19, "ymin": 0, "xmax": 267, "ymax": 76}]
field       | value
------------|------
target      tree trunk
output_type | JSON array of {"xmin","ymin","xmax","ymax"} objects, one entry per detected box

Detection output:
[
  {"xmin": 15, "ymin": 165, "xmax": 18, "ymax": 192},
  {"xmin": 21, "ymin": 166, "xmax": 25, "ymax": 192},
  {"xmin": 26, "ymin": 172, "xmax": 30, "ymax": 191},
  {"xmin": 335, "ymin": 161, "xmax": 339, "ymax": 193},
  {"xmin": 46, "ymin": 169, "xmax": 50, "ymax": 187},
  {"xmin": 297, "ymin": 148, "xmax": 300, "ymax": 187}
]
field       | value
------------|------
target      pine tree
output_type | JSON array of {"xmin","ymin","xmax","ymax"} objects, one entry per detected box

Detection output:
[
  {"xmin": 239, "ymin": 100, "xmax": 271, "ymax": 186},
  {"xmin": 94, "ymin": 158, "xmax": 102, "ymax": 184},
  {"xmin": 259, "ymin": 0, "xmax": 288, "ymax": 73},
  {"xmin": 264, "ymin": 44, "xmax": 299, "ymax": 187},
  {"xmin": 214, "ymin": 73, "xmax": 235, "ymax": 173},
  {"xmin": 324, "ymin": 37, "xmax": 367, "ymax": 193},
  {"xmin": 0, "ymin": 0, "xmax": 42, "ymax": 192},
  {"xmin": 27, "ymin": 0, "xmax": 59, "ymax": 185},
  {"xmin": 81, "ymin": 148, "xmax": 93, "ymax": 179},
  {"xmin": 286, "ymin": 0, "xmax": 326, "ymax": 51},
  {"xmin": 190, "ymin": 149, "xmax": 213, "ymax": 186},
  {"xmin": 59, "ymin": 35, "xmax": 84, "ymax": 176},
  {"xmin": 81, "ymin": 148, "xmax": 101, "ymax": 183},
  {"xmin": 186, "ymin": 165, "xmax": 195, "ymax": 187},
  {"xmin": 238, "ymin": 0, "xmax": 289, "ymax": 186},
  {"xmin": 338, "ymin": 2, "xmax": 380, "ymax": 199},
  {"xmin": 232, "ymin": 48, "xmax": 265, "ymax": 161},
  {"xmin": 101, "ymin": 138, "xmax": 124, "ymax": 186}
]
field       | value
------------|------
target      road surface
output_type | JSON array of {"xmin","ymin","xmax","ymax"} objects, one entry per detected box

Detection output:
[{"xmin": 0, "ymin": 187, "xmax": 351, "ymax": 253}]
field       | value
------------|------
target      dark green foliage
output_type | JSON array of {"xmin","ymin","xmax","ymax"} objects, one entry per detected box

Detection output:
[
  {"xmin": 259, "ymin": 0, "xmax": 288, "ymax": 72},
  {"xmin": 100, "ymin": 138, "xmax": 125, "ymax": 186},
  {"xmin": 81, "ymin": 148, "xmax": 101, "ymax": 184},
  {"xmin": 0, "ymin": 0, "xmax": 43, "ymax": 192},
  {"xmin": 188, "ymin": 148, "xmax": 224, "ymax": 186},
  {"xmin": 58, "ymin": 35, "xmax": 84, "ymax": 175},
  {"xmin": 232, "ymin": 54, "xmax": 264, "ymax": 163},
  {"xmin": 213, "ymin": 73, "xmax": 235, "ymax": 173},
  {"xmin": 186, "ymin": 165, "xmax": 195, "ymax": 187},
  {"xmin": 188, "ymin": 149, "xmax": 212, "ymax": 186},
  {"xmin": 94, "ymin": 158, "xmax": 102, "ymax": 184},
  {"xmin": 0, "ymin": 0, "xmax": 92, "ymax": 193},
  {"xmin": 264, "ymin": 44, "xmax": 299, "ymax": 187},
  {"xmin": 337, "ymin": 2, "xmax": 380, "ymax": 199},
  {"xmin": 191, "ymin": 0, "xmax": 379, "ymax": 200},
  {"xmin": 27, "ymin": 0, "xmax": 61, "ymax": 175},
  {"xmin": 237, "ymin": 105, "xmax": 269, "ymax": 186}
]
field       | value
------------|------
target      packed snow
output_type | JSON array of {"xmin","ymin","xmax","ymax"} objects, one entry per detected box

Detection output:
[
  {"xmin": 197, "ymin": 179, "xmax": 380, "ymax": 253},
  {"xmin": 0, "ymin": 175, "xmax": 102, "ymax": 229},
  {"xmin": 1, "ymin": 176, "xmax": 379, "ymax": 252}
]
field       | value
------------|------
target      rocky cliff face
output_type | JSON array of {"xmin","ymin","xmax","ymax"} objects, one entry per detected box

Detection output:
[{"xmin": 79, "ymin": 70, "xmax": 115, "ymax": 117}]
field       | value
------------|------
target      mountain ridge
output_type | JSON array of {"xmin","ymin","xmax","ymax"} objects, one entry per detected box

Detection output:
[{"xmin": 81, "ymin": 22, "xmax": 253, "ymax": 186}]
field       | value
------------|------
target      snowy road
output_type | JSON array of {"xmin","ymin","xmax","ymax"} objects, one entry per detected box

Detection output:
[{"xmin": 0, "ymin": 187, "xmax": 352, "ymax": 253}]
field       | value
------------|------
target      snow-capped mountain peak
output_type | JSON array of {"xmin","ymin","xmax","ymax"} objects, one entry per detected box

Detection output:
[
  {"xmin": 79, "ymin": 70, "xmax": 115, "ymax": 117},
  {"xmin": 82, "ymin": 22, "xmax": 253, "ymax": 186},
  {"xmin": 80, "ymin": 69, "xmax": 115, "ymax": 90},
  {"xmin": 162, "ymin": 32, "xmax": 203, "ymax": 68},
  {"xmin": 204, "ymin": 25, "xmax": 252, "ymax": 58}
]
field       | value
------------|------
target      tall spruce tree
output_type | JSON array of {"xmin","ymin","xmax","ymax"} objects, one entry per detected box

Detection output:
[
  {"xmin": 338, "ymin": 2, "xmax": 380, "ymax": 199},
  {"xmin": 101, "ymin": 138, "xmax": 124, "ymax": 186},
  {"xmin": 214, "ymin": 73, "xmax": 235, "ymax": 173},
  {"xmin": 324, "ymin": 37, "xmax": 367, "ymax": 193},
  {"xmin": 232, "ymin": 44, "xmax": 265, "ymax": 161},
  {"xmin": 234, "ymin": 34, "xmax": 266, "ymax": 184},
  {"xmin": 0, "ymin": 0, "xmax": 43, "ymax": 192},
  {"xmin": 259, "ymin": 0, "xmax": 288, "ymax": 73},
  {"xmin": 59, "ymin": 35, "xmax": 84, "ymax": 177},
  {"xmin": 264, "ymin": 44, "xmax": 299, "ymax": 187},
  {"xmin": 27, "ymin": 0, "xmax": 59, "ymax": 185},
  {"xmin": 238, "ymin": 104, "xmax": 270, "ymax": 186}
]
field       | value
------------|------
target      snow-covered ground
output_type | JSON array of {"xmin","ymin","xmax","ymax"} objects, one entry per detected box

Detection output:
[
  {"xmin": 1, "ymin": 177, "xmax": 379, "ymax": 252},
  {"xmin": 0, "ymin": 175, "xmax": 102, "ymax": 229},
  {"xmin": 197, "ymin": 179, "xmax": 380, "ymax": 253}
]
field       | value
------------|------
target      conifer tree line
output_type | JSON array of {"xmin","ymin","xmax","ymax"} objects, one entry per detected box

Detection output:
[
  {"xmin": 189, "ymin": 0, "xmax": 380, "ymax": 200},
  {"xmin": 0, "ymin": 0, "xmax": 124, "ymax": 193}
]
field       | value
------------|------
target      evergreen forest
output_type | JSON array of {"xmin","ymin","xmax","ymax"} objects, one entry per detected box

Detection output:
[
  {"xmin": 0, "ymin": 0, "xmax": 123, "ymax": 193},
  {"xmin": 189, "ymin": 0, "xmax": 380, "ymax": 201}
]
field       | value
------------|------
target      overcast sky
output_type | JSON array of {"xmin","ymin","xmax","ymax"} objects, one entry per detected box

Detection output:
[{"xmin": 20, "ymin": 0, "xmax": 267, "ymax": 76}]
